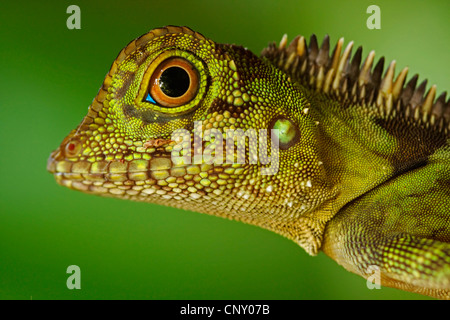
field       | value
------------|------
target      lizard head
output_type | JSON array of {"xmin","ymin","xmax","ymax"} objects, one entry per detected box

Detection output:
[{"xmin": 48, "ymin": 26, "xmax": 333, "ymax": 251}]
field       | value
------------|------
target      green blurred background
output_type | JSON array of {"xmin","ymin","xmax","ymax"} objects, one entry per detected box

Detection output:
[{"xmin": 1, "ymin": 0, "xmax": 448, "ymax": 300}]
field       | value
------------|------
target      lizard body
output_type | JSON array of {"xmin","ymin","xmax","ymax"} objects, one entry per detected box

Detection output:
[{"xmin": 48, "ymin": 26, "xmax": 450, "ymax": 299}]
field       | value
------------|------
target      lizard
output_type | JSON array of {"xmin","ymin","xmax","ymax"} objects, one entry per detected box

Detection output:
[{"xmin": 47, "ymin": 26, "xmax": 450, "ymax": 299}]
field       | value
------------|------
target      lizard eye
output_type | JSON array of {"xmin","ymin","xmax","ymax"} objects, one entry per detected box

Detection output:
[{"xmin": 145, "ymin": 57, "xmax": 199, "ymax": 108}]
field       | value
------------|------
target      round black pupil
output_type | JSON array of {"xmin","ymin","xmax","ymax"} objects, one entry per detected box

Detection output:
[{"xmin": 159, "ymin": 67, "xmax": 190, "ymax": 97}]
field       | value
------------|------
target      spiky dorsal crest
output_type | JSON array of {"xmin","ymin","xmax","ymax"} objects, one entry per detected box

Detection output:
[{"xmin": 261, "ymin": 34, "xmax": 449, "ymax": 134}]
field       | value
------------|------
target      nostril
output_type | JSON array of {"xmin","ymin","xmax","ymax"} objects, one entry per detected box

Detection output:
[
  {"xmin": 65, "ymin": 140, "xmax": 81, "ymax": 157},
  {"xmin": 67, "ymin": 142, "xmax": 76, "ymax": 151}
]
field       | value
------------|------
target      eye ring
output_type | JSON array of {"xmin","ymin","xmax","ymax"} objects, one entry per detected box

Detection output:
[{"xmin": 146, "ymin": 57, "xmax": 199, "ymax": 108}]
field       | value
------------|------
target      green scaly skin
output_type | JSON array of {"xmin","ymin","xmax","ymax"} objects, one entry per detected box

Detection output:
[{"xmin": 47, "ymin": 26, "xmax": 450, "ymax": 299}]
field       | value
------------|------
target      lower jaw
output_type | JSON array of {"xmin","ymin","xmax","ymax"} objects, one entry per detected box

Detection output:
[{"xmin": 53, "ymin": 172, "xmax": 160, "ymax": 197}]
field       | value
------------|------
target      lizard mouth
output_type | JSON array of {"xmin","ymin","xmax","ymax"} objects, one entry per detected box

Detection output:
[
  {"xmin": 48, "ymin": 150, "xmax": 174, "ymax": 195},
  {"xmin": 46, "ymin": 142, "xmax": 210, "ymax": 199}
]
